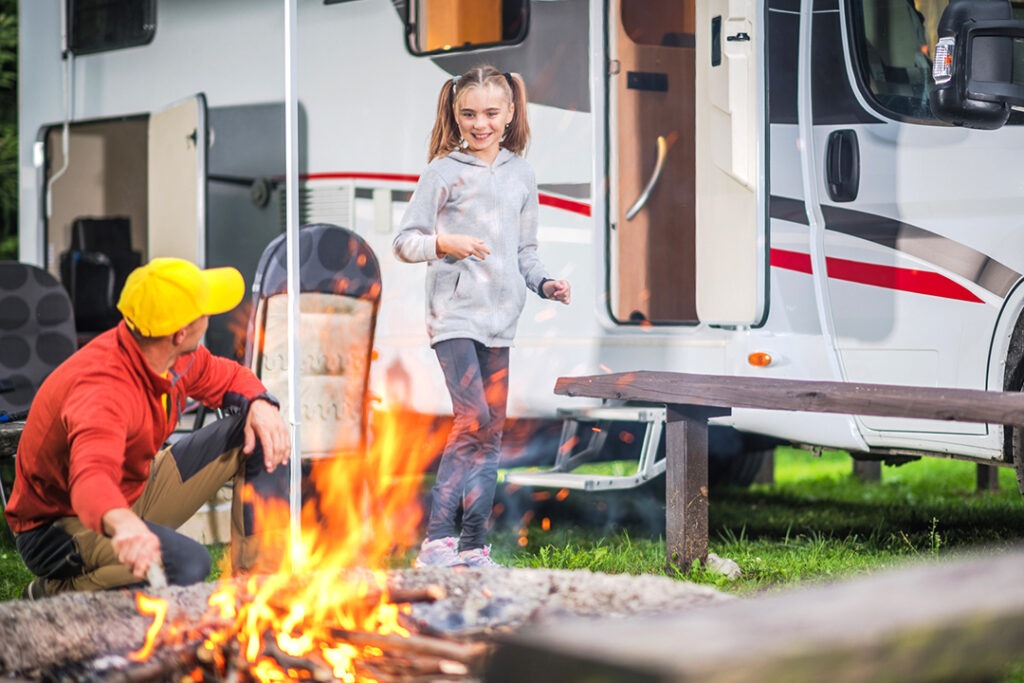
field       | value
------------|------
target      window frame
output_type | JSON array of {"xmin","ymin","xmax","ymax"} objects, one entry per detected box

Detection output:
[
  {"xmin": 67, "ymin": 0, "xmax": 156, "ymax": 56},
  {"xmin": 403, "ymin": 0, "xmax": 530, "ymax": 57},
  {"xmin": 842, "ymin": 0, "xmax": 950, "ymax": 126}
]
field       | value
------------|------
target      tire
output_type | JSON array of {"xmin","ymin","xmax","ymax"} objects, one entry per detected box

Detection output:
[
  {"xmin": 708, "ymin": 448, "xmax": 771, "ymax": 488},
  {"xmin": 1011, "ymin": 425, "xmax": 1024, "ymax": 498}
]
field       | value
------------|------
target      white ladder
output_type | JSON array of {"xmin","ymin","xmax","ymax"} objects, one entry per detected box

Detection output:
[{"xmin": 504, "ymin": 405, "xmax": 666, "ymax": 491}]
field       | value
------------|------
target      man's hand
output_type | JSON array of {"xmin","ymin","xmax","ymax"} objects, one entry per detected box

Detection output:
[
  {"xmin": 245, "ymin": 399, "xmax": 291, "ymax": 472},
  {"xmin": 436, "ymin": 234, "xmax": 490, "ymax": 260},
  {"xmin": 103, "ymin": 508, "xmax": 161, "ymax": 579},
  {"xmin": 542, "ymin": 279, "xmax": 572, "ymax": 304}
]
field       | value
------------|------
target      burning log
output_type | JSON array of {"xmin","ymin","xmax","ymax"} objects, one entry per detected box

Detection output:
[
  {"xmin": 330, "ymin": 627, "xmax": 488, "ymax": 667},
  {"xmin": 260, "ymin": 631, "xmax": 334, "ymax": 682},
  {"xmin": 385, "ymin": 584, "xmax": 447, "ymax": 604}
]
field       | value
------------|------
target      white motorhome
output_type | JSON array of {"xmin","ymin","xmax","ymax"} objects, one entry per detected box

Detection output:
[{"xmin": 17, "ymin": 0, "xmax": 1024, "ymax": 491}]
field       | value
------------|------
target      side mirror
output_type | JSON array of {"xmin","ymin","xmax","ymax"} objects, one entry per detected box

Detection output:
[{"xmin": 930, "ymin": 0, "xmax": 1022, "ymax": 129}]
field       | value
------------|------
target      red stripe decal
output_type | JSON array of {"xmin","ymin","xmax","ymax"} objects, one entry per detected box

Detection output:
[
  {"xmin": 825, "ymin": 255, "xmax": 983, "ymax": 303},
  {"xmin": 302, "ymin": 172, "xmax": 422, "ymax": 183},
  {"xmin": 770, "ymin": 248, "xmax": 813, "ymax": 274},
  {"xmin": 300, "ymin": 172, "xmax": 592, "ymax": 216},
  {"xmin": 771, "ymin": 248, "xmax": 983, "ymax": 303},
  {"xmin": 538, "ymin": 194, "xmax": 592, "ymax": 216}
]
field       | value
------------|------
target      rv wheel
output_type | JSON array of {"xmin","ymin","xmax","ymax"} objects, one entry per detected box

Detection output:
[
  {"xmin": 1012, "ymin": 426, "xmax": 1024, "ymax": 498},
  {"xmin": 707, "ymin": 448, "xmax": 772, "ymax": 488}
]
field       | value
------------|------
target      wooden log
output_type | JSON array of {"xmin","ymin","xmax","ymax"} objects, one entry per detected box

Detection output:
[
  {"xmin": 329, "ymin": 628, "xmax": 488, "ymax": 666},
  {"xmin": 386, "ymin": 584, "xmax": 447, "ymax": 604},
  {"xmin": 260, "ymin": 632, "xmax": 333, "ymax": 682},
  {"xmin": 555, "ymin": 371, "xmax": 1024, "ymax": 426},
  {"xmin": 487, "ymin": 549, "xmax": 1024, "ymax": 683}
]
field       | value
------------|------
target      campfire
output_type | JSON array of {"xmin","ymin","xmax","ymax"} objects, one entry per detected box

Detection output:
[
  {"xmin": 117, "ymin": 406, "xmax": 477, "ymax": 682},
  {"xmin": 119, "ymin": 573, "xmax": 487, "ymax": 682}
]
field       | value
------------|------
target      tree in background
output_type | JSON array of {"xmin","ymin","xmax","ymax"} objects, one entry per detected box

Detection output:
[{"xmin": 0, "ymin": 0, "xmax": 15, "ymax": 260}]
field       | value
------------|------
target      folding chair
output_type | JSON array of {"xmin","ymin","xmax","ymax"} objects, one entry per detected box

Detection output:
[
  {"xmin": 244, "ymin": 224, "xmax": 382, "ymax": 459},
  {"xmin": 0, "ymin": 262, "xmax": 77, "ymax": 511}
]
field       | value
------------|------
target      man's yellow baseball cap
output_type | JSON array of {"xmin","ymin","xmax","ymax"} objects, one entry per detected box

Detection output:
[{"xmin": 117, "ymin": 257, "xmax": 245, "ymax": 337}]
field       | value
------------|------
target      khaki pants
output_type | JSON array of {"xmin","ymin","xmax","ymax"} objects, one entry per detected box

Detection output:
[{"xmin": 16, "ymin": 413, "xmax": 288, "ymax": 593}]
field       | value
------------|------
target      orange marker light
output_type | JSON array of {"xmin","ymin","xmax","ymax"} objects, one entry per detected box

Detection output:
[{"xmin": 748, "ymin": 352, "xmax": 772, "ymax": 367}]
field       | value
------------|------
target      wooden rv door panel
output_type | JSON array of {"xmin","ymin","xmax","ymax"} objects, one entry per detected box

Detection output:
[
  {"xmin": 610, "ymin": 0, "xmax": 697, "ymax": 323},
  {"xmin": 695, "ymin": 0, "xmax": 766, "ymax": 326},
  {"xmin": 147, "ymin": 94, "xmax": 207, "ymax": 265}
]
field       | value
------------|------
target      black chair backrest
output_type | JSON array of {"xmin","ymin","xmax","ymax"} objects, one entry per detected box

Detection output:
[
  {"xmin": 60, "ymin": 216, "xmax": 141, "ymax": 333},
  {"xmin": 0, "ymin": 262, "xmax": 77, "ymax": 416}
]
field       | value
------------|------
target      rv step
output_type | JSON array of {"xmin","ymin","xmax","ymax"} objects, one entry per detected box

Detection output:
[
  {"xmin": 503, "ymin": 468, "xmax": 665, "ymax": 491},
  {"xmin": 504, "ymin": 405, "xmax": 666, "ymax": 491}
]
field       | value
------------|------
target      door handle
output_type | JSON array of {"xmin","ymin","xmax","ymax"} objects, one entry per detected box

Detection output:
[
  {"xmin": 626, "ymin": 135, "xmax": 668, "ymax": 221},
  {"xmin": 825, "ymin": 129, "xmax": 860, "ymax": 202}
]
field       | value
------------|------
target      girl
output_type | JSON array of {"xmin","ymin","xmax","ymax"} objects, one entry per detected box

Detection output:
[{"xmin": 393, "ymin": 65, "xmax": 570, "ymax": 568}]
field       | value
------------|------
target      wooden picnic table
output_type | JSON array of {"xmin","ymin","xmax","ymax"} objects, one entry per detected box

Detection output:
[{"xmin": 554, "ymin": 371, "xmax": 1024, "ymax": 569}]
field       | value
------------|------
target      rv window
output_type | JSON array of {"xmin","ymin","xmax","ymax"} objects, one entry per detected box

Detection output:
[
  {"xmin": 406, "ymin": 0, "xmax": 529, "ymax": 55},
  {"xmin": 848, "ymin": 0, "xmax": 1024, "ymax": 123},
  {"xmin": 68, "ymin": 0, "xmax": 156, "ymax": 56}
]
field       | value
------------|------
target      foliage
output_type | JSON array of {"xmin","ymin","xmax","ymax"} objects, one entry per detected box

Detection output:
[{"xmin": 0, "ymin": 0, "xmax": 16, "ymax": 255}]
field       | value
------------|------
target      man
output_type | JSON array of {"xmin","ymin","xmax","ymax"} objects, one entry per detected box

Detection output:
[{"xmin": 4, "ymin": 258, "xmax": 291, "ymax": 598}]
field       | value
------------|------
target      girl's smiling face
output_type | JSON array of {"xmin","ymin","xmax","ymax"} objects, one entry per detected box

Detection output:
[{"xmin": 455, "ymin": 83, "xmax": 514, "ymax": 163}]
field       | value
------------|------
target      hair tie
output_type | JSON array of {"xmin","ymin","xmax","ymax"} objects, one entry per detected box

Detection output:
[
  {"xmin": 504, "ymin": 72, "xmax": 514, "ymax": 89},
  {"xmin": 452, "ymin": 75, "xmax": 461, "ymax": 93}
]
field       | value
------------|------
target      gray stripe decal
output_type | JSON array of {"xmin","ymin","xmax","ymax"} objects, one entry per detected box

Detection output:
[
  {"xmin": 537, "ymin": 182, "xmax": 590, "ymax": 200},
  {"xmin": 769, "ymin": 195, "xmax": 1021, "ymax": 297}
]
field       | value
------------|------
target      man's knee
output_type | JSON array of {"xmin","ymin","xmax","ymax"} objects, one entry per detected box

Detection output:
[{"xmin": 165, "ymin": 538, "xmax": 212, "ymax": 586}]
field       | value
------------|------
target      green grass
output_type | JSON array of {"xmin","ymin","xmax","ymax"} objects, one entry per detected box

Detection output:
[{"xmin": 494, "ymin": 449, "xmax": 1024, "ymax": 594}]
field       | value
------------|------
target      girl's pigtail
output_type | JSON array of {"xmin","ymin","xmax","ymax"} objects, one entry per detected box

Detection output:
[
  {"xmin": 503, "ymin": 72, "xmax": 531, "ymax": 156},
  {"xmin": 428, "ymin": 79, "xmax": 461, "ymax": 162}
]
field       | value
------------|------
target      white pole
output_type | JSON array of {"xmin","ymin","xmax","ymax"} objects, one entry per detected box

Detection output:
[{"xmin": 284, "ymin": 0, "xmax": 303, "ymax": 570}]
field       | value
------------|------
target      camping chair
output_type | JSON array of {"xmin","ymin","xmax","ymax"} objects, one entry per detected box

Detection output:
[
  {"xmin": 0, "ymin": 262, "xmax": 77, "ymax": 511},
  {"xmin": 244, "ymin": 224, "xmax": 382, "ymax": 459}
]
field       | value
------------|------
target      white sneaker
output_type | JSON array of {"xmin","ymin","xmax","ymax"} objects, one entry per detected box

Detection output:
[
  {"xmin": 459, "ymin": 545, "xmax": 501, "ymax": 568},
  {"xmin": 413, "ymin": 537, "xmax": 467, "ymax": 569}
]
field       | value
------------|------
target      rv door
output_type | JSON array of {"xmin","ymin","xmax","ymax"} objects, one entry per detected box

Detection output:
[
  {"xmin": 695, "ymin": 1, "xmax": 767, "ymax": 326},
  {"xmin": 147, "ymin": 94, "xmax": 208, "ymax": 265}
]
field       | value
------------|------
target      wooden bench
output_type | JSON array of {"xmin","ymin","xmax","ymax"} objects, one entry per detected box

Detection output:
[{"xmin": 554, "ymin": 371, "xmax": 1024, "ymax": 569}]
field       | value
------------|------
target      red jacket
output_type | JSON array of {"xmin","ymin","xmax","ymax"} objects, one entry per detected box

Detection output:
[{"xmin": 5, "ymin": 322, "xmax": 269, "ymax": 534}]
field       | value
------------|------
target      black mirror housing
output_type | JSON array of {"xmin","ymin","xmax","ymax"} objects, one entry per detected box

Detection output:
[{"xmin": 930, "ymin": 0, "xmax": 1013, "ymax": 129}]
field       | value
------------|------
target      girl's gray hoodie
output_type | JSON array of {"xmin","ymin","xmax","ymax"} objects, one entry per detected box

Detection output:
[{"xmin": 393, "ymin": 148, "xmax": 550, "ymax": 348}]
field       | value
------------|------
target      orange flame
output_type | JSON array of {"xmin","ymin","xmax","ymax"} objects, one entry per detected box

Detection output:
[
  {"xmin": 128, "ymin": 593, "xmax": 169, "ymax": 662},
  {"xmin": 195, "ymin": 404, "xmax": 448, "ymax": 681}
]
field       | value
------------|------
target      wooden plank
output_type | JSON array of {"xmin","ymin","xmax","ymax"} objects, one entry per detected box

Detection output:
[
  {"xmin": 487, "ymin": 550, "xmax": 1024, "ymax": 683},
  {"xmin": 555, "ymin": 371, "xmax": 1024, "ymax": 426},
  {"xmin": 665, "ymin": 407, "xmax": 727, "ymax": 569}
]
